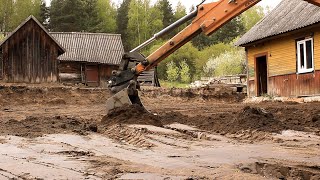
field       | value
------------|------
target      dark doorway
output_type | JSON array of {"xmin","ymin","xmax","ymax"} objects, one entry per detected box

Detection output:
[
  {"xmin": 85, "ymin": 65, "xmax": 99, "ymax": 87},
  {"xmin": 256, "ymin": 55, "xmax": 268, "ymax": 96}
]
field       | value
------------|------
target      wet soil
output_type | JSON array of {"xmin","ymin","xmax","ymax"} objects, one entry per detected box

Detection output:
[
  {"xmin": 102, "ymin": 104, "xmax": 163, "ymax": 127},
  {"xmin": 0, "ymin": 85, "xmax": 320, "ymax": 179},
  {"xmin": 1, "ymin": 103, "xmax": 319, "ymax": 138},
  {"xmin": 102, "ymin": 104, "xmax": 318, "ymax": 135},
  {"xmin": 0, "ymin": 116, "xmax": 96, "ymax": 138}
]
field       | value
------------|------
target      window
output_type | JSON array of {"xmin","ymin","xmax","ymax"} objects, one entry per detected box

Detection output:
[{"xmin": 297, "ymin": 38, "xmax": 314, "ymax": 74}]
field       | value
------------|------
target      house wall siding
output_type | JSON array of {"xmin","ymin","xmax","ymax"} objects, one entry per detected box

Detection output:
[{"xmin": 246, "ymin": 27, "xmax": 320, "ymax": 97}]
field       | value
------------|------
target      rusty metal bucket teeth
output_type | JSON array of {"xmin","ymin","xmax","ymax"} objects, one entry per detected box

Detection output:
[{"xmin": 106, "ymin": 88, "xmax": 145, "ymax": 113}]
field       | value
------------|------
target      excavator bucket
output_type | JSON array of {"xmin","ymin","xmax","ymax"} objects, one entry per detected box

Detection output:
[{"xmin": 106, "ymin": 87, "xmax": 145, "ymax": 113}]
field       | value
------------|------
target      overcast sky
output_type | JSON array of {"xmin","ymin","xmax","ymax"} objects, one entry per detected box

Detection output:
[{"xmin": 45, "ymin": 0, "xmax": 283, "ymax": 10}]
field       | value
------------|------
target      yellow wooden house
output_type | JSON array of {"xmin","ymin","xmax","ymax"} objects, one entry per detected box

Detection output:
[{"xmin": 236, "ymin": 0, "xmax": 320, "ymax": 97}]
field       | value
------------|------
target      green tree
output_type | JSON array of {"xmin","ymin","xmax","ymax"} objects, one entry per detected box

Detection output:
[
  {"xmin": 0, "ymin": 0, "xmax": 14, "ymax": 32},
  {"xmin": 166, "ymin": 61, "xmax": 179, "ymax": 82},
  {"xmin": 117, "ymin": 0, "xmax": 131, "ymax": 51},
  {"xmin": 180, "ymin": 60, "xmax": 191, "ymax": 83},
  {"xmin": 95, "ymin": 0, "xmax": 117, "ymax": 33},
  {"xmin": 157, "ymin": 0, "xmax": 174, "ymax": 28},
  {"xmin": 39, "ymin": 0, "xmax": 50, "ymax": 28},
  {"xmin": 192, "ymin": 17, "xmax": 245, "ymax": 50},
  {"xmin": 173, "ymin": 1, "xmax": 187, "ymax": 33},
  {"xmin": 10, "ymin": 0, "xmax": 42, "ymax": 30},
  {"xmin": 156, "ymin": 0, "xmax": 174, "ymax": 38},
  {"xmin": 152, "ymin": 42, "xmax": 198, "ymax": 80},
  {"xmin": 50, "ymin": 0, "xmax": 86, "ymax": 32},
  {"xmin": 241, "ymin": 5, "xmax": 265, "ymax": 31},
  {"xmin": 174, "ymin": 1, "xmax": 186, "ymax": 20},
  {"xmin": 127, "ymin": 0, "xmax": 163, "ymax": 49},
  {"xmin": 83, "ymin": 0, "xmax": 100, "ymax": 32}
]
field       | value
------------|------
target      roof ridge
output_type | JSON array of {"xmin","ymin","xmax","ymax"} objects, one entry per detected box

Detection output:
[
  {"xmin": 236, "ymin": 0, "xmax": 320, "ymax": 46},
  {"xmin": 50, "ymin": 32, "xmax": 121, "ymax": 36},
  {"xmin": 0, "ymin": 16, "xmax": 65, "ymax": 53}
]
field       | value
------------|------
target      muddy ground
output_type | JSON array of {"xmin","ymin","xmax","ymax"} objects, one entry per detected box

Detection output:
[{"xmin": 0, "ymin": 85, "xmax": 319, "ymax": 179}]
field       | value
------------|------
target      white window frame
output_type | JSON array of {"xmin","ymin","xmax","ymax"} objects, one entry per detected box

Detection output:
[{"xmin": 297, "ymin": 38, "xmax": 314, "ymax": 74}]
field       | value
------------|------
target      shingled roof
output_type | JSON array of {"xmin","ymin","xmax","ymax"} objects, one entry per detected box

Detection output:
[
  {"xmin": 236, "ymin": 0, "xmax": 320, "ymax": 46},
  {"xmin": 51, "ymin": 32, "xmax": 124, "ymax": 65}
]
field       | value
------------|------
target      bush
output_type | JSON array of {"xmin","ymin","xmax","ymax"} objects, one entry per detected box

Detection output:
[
  {"xmin": 150, "ymin": 42, "xmax": 198, "ymax": 81},
  {"xmin": 204, "ymin": 49, "xmax": 246, "ymax": 77},
  {"xmin": 180, "ymin": 60, "xmax": 191, "ymax": 83},
  {"xmin": 166, "ymin": 61, "xmax": 179, "ymax": 82}
]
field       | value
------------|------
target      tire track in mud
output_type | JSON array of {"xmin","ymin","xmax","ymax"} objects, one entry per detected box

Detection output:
[
  {"xmin": 0, "ymin": 168, "xmax": 21, "ymax": 179},
  {"xmin": 0, "ymin": 152, "xmax": 101, "ymax": 179},
  {"xmin": 103, "ymin": 125, "xmax": 155, "ymax": 148}
]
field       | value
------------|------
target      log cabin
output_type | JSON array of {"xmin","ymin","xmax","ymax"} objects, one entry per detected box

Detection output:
[{"xmin": 51, "ymin": 32, "xmax": 124, "ymax": 87}]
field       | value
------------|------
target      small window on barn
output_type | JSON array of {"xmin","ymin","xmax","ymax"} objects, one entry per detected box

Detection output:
[{"xmin": 297, "ymin": 38, "xmax": 314, "ymax": 74}]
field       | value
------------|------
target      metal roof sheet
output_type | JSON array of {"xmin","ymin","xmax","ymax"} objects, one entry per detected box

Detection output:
[
  {"xmin": 236, "ymin": 0, "xmax": 320, "ymax": 46},
  {"xmin": 51, "ymin": 32, "xmax": 124, "ymax": 65}
]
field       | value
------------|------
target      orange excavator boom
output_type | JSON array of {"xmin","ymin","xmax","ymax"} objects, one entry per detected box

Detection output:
[
  {"xmin": 106, "ymin": 0, "xmax": 320, "ymax": 112},
  {"xmin": 306, "ymin": 0, "xmax": 320, "ymax": 6}
]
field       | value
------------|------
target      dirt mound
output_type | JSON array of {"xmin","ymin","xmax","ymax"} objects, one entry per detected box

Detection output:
[
  {"xmin": 0, "ymin": 85, "xmax": 111, "ymax": 106},
  {"xmin": 100, "ymin": 105, "xmax": 286, "ymax": 134},
  {"xmin": 101, "ymin": 105, "xmax": 163, "ymax": 127},
  {"xmin": 0, "ymin": 116, "xmax": 97, "ymax": 138},
  {"xmin": 233, "ymin": 106, "xmax": 286, "ymax": 133},
  {"xmin": 142, "ymin": 87, "xmax": 246, "ymax": 102}
]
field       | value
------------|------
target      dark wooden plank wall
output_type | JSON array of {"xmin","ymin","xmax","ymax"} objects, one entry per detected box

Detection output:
[
  {"xmin": 1, "ymin": 20, "xmax": 59, "ymax": 83},
  {"xmin": 99, "ymin": 64, "xmax": 118, "ymax": 87},
  {"xmin": 58, "ymin": 62, "xmax": 118, "ymax": 87},
  {"xmin": 249, "ymin": 71, "xmax": 320, "ymax": 97},
  {"xmin": 59, "ymin": 62, "xmax": 83, "ymax": 84}
]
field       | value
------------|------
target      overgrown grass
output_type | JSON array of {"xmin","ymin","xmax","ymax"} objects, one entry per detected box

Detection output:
[{"xmin": 159, "ymin": 80, "xmax": 189, "ymax": 89}]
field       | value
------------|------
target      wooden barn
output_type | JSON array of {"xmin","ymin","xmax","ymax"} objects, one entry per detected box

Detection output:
[
  {"xmin": 51, "ymin": 32, "xmax": 124, "ymax": 87},
  {"xmin": 0, "ymin": 16, "xmax": 65, "ymax": 83},
  {"xmin": 236, "ymin": 0, "xmax": 320, "ymax": 97}
]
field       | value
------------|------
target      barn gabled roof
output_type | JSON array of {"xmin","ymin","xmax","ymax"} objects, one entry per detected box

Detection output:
[
  {"xmin": 50, "ymin": 32, "xmax": 124, "ymax": 65},
  {"xmin": 236, "ymin": 0, "xmax": 320, "ymax": 46},
  {"xmin": 0, "ymin": 16, "xmax": 65, "ymax": 55}
]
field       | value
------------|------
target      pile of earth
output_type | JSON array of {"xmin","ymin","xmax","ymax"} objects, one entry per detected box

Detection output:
[
  {"xmin": 0, "ymin": 85, "xmax": 111, "ymax": 106},
  {"xmin": 0, "ymin": 116, "xmax": 97, "ymax": 138},
  {"xmin": 102, "ymin": 104, "xmax": 163, "ymax": 127},
  {"xmin": 101, "ymin": 105, "xmax": 287, "ymax": 134},
  {"xmin": 101, "ymin": 105, "xmax": 319, "ymax": 135},
  {"xmin": 267, "ymin": 105, "xmax": 320, "ymax": 132},
  {"xmin": 1, "ymin": 105, "xmax": 319, "ymax": 138}
]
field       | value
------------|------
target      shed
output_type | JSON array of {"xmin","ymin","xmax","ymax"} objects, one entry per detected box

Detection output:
[
  {"xmin": 236, "ymin": 0, "xmax": 320, "ymax": 97},
  {"xmin": 51, "ymin": 32, "xmax": 124, "ymax": 87},
  {"xmin": 0, "ymin": 16, "xmax": 65, "ymax": 83}
]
